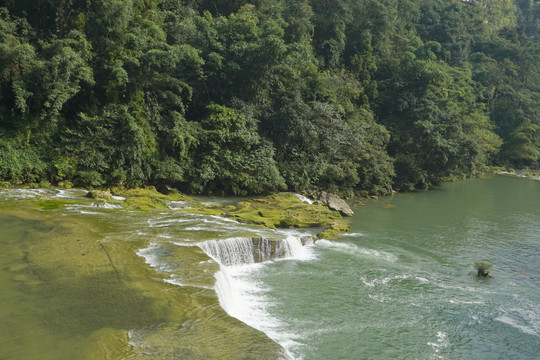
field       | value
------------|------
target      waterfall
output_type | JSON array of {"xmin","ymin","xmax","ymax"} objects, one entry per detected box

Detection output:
[
  {"xmin": 293, "ymin": 193, "xmax": 314, "ymax": 204},
  {"xmin": 198, "ymin": 235, "xmax": 309, "ymax": 266},
  {"xmin": 198, "ymin": 237, "xmax": 257, "ymax": 266},
  {"xmin": 197, "ymin": 234, "xmax": 310, "ymax": 360}
]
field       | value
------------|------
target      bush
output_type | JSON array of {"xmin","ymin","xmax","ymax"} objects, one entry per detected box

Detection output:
[{"xmin": 0, "ymin": 141, "xmax": 46, "ymax": 184}]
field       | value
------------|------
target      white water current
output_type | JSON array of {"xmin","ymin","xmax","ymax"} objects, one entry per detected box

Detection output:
[{"xmin": 197, "ymin": 234, "xmax": 314, "ymax": 358}]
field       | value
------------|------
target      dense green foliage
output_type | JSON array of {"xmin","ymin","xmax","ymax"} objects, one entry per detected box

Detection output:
[{"xmin": 0, "ymin": 0, "xmax": 538, "ymax": 195}]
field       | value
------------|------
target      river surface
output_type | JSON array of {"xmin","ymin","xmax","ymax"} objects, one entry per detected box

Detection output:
[{"xmin": 0, "ymin": 175, "xmax": 539, "ymax": 359}]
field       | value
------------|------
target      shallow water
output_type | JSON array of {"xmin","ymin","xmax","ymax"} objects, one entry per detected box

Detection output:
[
  {"xmin": 0, "ymin": 188, "xmax": 285, "ymax": 359},
  {"xmin": 0, "ymin": 175, "xmax": 538, "ymax": 359}
]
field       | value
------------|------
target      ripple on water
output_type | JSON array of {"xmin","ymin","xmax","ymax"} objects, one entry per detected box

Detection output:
[{"xmin": 316, "ymin": 239, "xmax": 398, "ymax": 262}]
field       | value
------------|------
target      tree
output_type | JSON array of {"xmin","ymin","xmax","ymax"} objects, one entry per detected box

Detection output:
[{"xmin": 187, "ymin": 104, "xmax": 286, "ymax": 195}]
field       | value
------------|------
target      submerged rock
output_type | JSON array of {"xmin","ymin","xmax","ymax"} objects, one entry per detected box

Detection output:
[{"xmin": 319, "ymin": 191, "xmax": 354, "ymax": 217}]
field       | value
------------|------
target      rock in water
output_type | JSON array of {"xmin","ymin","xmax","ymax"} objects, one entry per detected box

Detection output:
[
  {"xmin": 474, "ymin": 260, "xmax": 493, "ymax": 278},
  {"xmin": 86, "ymin": 190, "xmax": 112, "ymax": 199},
  {"xmin": 319, "ymin": 192, "xmax": 354, "ymax": 217}
]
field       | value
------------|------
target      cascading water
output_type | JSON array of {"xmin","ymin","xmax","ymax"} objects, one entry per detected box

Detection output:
[
  {"xmin": 197, "ymin": 234, "xmax": 313, "ymax": 359},
  {"xmin": 198, "ymin": 237, "xmax": 258, "ymax": 266},
  {"xmin": 198, "ymin": 235, "xmax": 311, "ymax": 266}
]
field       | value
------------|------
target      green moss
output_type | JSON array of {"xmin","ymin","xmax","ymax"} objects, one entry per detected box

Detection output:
[
  {"xmin": 105, "ymin": 186, "xmax": 193, "ymax": 211},
  {"xmin": 228, "ymin": 210, "xmax": 277, "ymax": 229},
  {"xmin": 178, "ymin": 203, "xmax": 236, "ymax": 217},
  {"xmin": 35, "ymin": 199, "xmax": 79, "ymax": 210},
  {"xmin": 318, "ymin": 228, "xmax": 340, "ymax": 239},
  {"xmin": 220, "ymin": 193, "xmax": 350, "ymax": 236},
  {"xmin": 124, "ymin": 196, "xmax": 169, "ymax": 211},
  {"xmin": 86, "ymin": 190, "xmax": 112, "ymax": 199},
  {"xmin": 30, "ymin": 189, "xmax": 348, "ymax": 236},
  {"xmin": 111, "ymin": 186, "xmax": 192, "ymax": 202}
]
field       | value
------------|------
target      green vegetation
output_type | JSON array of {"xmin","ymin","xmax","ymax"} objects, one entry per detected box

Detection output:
[
  {"xmin": 110, "ymin": 185, "xmax": 191, "ymax": 210},
  {"xmin": 0, "ymin": 1, "xmax": 538, "ymax": 195},
  {"xmin": 29, "ymin": 188, "xmax": 349, "ymax": 237},
  {"xmin": 225, "ymin": 193, "xmax": 349, "ymax": 236}
]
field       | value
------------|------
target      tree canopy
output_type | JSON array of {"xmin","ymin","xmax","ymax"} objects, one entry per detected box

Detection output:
[{"xmin": 0, "ymin": 0, "xmax": 538, "ymax": 195}]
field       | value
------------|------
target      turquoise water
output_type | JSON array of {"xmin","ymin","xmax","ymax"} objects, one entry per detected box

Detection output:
[
  {"xmin": 0, "ymin": 175, "xmax": 538, "ymax": 359},
  {"xmin": 246, "ymin": 175, "xmax": 540, "ymax": 359}
]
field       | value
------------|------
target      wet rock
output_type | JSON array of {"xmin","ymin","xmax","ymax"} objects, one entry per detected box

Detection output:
[
  {"xmin": 319, "ymin": 192, "xmax": 354, "ymax": 217},
  {"xmin": 474, "ymin": 260, "xmax": 494, "ymax": 278},
  {"xmin": 86, "ymin": 190, "xmax": 112, "ymax": 199}
]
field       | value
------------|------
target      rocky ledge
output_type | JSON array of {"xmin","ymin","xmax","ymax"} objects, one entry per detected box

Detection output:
[
  {"xmin": 184, "ymin": 192, "xmax": 350, "ymax": 238},
  {"xmin": 72, "ymin": 187, "xmax": 350, "ymax": 238}
]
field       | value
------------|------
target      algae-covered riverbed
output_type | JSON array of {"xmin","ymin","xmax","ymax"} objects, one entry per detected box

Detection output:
[{"xmin": 0, "ymin": 188, "xmax": 306, "ymax": 359}]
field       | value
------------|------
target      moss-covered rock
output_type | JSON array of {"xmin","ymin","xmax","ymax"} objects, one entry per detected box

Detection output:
[
  {"xmin": 86, "ymin": 190, "xmax": 112, "ymax": 199},
  {"xmin": 177, "ymin": 193, "xmax": 349, "ymax": 237},
  {"xmin": 474, "ymin": 260, "xmax": 494, "ymax": 278},
  {"xmin": 107, "ymin": 186, "xmax": 193, "ymax": 211},
  {"xmin": 318, "ymin": 228, "xmax": 340, "ymax": 239},
  {"xmin": 219, "ymin": 193, "xmax": 349, "ymax": 237},
  {"xmin": 124, "ymin": 196, "xmax": 170, "ymax": 211},
  {"xmin": 31, "ymin": 187, "xmax": 349, "ymax": 237},
  {"xmin": 178, "ymin": 202, "xmax": 236, "ymax": 217},
  {"xmin": 111, "ymin": 186, "xmax": 192, "ymax": 202}
]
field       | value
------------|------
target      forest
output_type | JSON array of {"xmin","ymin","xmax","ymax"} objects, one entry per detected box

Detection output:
[{"xmin": 0, "ymin": 0, "xmax": 538, "ymax": 196}]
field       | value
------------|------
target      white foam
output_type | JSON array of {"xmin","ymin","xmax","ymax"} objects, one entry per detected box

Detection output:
[
  {"xmin": 185, "ymin": 226, "xmax": 212, "ymax": 231},
  {"xmin": 0, "ymin": 188, "xmax": 50, "ymax": 199},
  {"xmin": 147, "ymin": 218, "xmax": 191, "ymax": 227},
  {"xmin": 197, "ymin": 235, "xmax": 312, "ymax": 359},
  {"xmin": 281, "ymin": 235, "xmax": 315, "ymax": 261},
  {"xmin": 164, "ymin": 278, "xmax": 184, "ymax": 286},
  {"xmin": 137, "ymin": 243, "xmax": 173, "ymax": 273},
  {"xmin": 293, "ymin": 193, "xmax": 314, "ymax": 204},
  {"xmin": 316, "ymin": 240, "xmax": 397, "ymax": 262},
  {"xmin": 209, "ymin": 214, "xmax": 239, "ymax": 223},
  {"xmin": 341, "ymin": 232, "xmax": 363, "ymax": 237},
  {"xmin": 92, "ymin": 202, "xmax": 123, "ymax": 209},
  {"xmin": 495, "ymin": 301, "xmax": 540, "ymax": 337},
  {"xmin": 167, "ymin": 200, "xmax": 191, "ymax": 209},
  {"xmin": 448, "ymin": 299, "xmax": 485, "ymax": 305},
  {"xmin": 171, "ymin": 241, "xmax": 196, "ymax": 247},
  {"xmin": 78, "ymin": 210, "xmax": 102, "ymax": 215},
  {"xmin": 53, "ymin": 189, "xmax": 86, "ymax": 199},
  {"xmin": 360, "ymin": 273, "xmax": 413, "ymax": 287},
  {"xmin": 214, "ymin": 265, "xmax": 296, "ymax": 359},
  {"xmin": 427, "ymin": 331, "xmax": 448, "ymax": 354},
  {"xmin": 495, "ymin": 315, "xmax": 539, "ymax": 337}
]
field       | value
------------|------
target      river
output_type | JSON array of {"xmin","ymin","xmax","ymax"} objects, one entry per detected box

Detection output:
[{"xmin": 0, "ymin": 175, "xmax": 538, "ymax": 359}]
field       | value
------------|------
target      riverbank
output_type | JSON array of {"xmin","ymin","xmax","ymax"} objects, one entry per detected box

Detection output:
[{"xmin": 493, "ymin": 168, "xmax": 540, "ymax": 181}]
